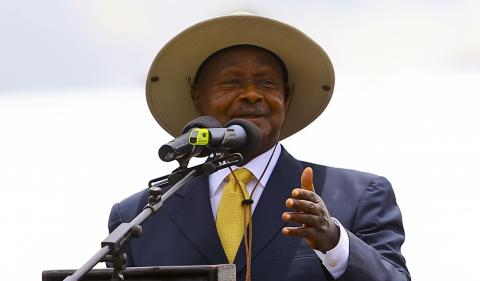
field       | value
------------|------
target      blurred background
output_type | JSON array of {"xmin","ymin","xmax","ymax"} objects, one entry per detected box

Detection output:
[{"xmin": 1, "ymin": 0, "xmax": 479, "ymax": 280}]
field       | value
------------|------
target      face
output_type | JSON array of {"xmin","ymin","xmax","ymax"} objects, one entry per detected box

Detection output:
[{"xmin": 193, "ymin": 46, "xmax": 290, "ymax": 158}]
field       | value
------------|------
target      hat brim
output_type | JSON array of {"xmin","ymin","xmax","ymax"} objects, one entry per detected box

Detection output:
[{"xmin": 146, "ymin": 14, "xmax": 335, "ymax": 139}]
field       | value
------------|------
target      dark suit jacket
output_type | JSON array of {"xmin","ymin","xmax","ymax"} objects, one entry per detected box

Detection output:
[{"xmin": 108, "ymin": 148, "xmax": 410, "ymax": 281}]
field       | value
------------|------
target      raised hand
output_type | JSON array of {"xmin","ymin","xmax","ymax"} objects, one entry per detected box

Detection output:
[{"xmin": 281, "ymin": 167, "xmax": 340, "ymax": 252}]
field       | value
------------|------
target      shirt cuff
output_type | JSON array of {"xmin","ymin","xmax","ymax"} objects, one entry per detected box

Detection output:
[{"xmin": 314, "ymin": 217, "xmax": 349, "ymax": 279}]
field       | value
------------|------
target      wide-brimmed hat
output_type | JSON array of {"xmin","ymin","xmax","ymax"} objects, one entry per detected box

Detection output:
[{"xmin": 146, "ymin": 13, "xmax": 335, "ymax": 139}]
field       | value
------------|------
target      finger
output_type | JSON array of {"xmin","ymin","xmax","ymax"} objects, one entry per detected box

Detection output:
[
  {"xmin": 291, "ymin": 188, "xmax": 320, "ymax": 203},
  {"xmin": 285, "ymin": 198, "xmax": 321, "ymax": 215},
  {"xmin": 301, "ymin": 167, "xmax": 315, "ymax": 192},
  {"xmin": 282, "ymin": 226, "xmax": 316, "ymax": 239},
  {"xmin": 282, "ymin": 212, "xmax": 322, "ymax": 227}
]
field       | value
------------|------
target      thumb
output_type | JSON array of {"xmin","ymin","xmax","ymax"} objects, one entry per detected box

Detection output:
[{"xmin": 301, "ymin": 167, "xmax": 315, "ymax": 192}]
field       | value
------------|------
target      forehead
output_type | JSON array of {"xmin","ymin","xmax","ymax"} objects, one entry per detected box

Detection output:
[{"xmin": 194, "ymin": 45, "xmax": 286, "ymax": 82}]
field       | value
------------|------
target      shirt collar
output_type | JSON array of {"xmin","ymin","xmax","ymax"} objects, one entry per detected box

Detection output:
[{"xmin": 209, "ymin": 144, "xmax": 283, "ymax": 195}]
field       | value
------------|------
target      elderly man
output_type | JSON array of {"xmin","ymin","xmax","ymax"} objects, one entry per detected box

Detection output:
[{"xmin": 109, "ymin": 14, "xmax": 409, "ymax": 281}]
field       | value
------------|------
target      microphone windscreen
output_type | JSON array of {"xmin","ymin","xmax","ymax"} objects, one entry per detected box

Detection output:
[
  {"xmin": 224, "ymin": 119, "xmax": 262, "ymax": 155},
  {"xmin": 181, "ymin": 116, "xmax": 222, "ymax": 134}
]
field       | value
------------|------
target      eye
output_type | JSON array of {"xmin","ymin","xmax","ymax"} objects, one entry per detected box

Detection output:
[
  {"xmin": 220, "ymin": 78, "xmax": 243, "ymax": 86},
  {"xmin": 257, "ymin": 79, "xmax": 278, "ymax": 89},
  {"xmin": 259, "ymin": 79, "xmax": 274, "ymax": 85}
]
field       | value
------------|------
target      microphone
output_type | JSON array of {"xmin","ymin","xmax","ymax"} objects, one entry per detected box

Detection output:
[
  {"xmin": 158, "ymin": 118, "xmax": 262, "ymax": 162},
  {"xmin": 190, "ymin": 118, "xmax": 261, "ymax": 156},
  {"xmin": 158, "ymin": 116, "xmax": 222, "ymax": 162}
]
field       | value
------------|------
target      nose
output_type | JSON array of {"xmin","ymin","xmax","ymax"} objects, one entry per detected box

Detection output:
[{"xmin": 240, "ymin": 82, "xmax": 263, "ymax": 103}]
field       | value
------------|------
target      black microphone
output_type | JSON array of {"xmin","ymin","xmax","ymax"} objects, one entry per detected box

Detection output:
[
  {"xmin": 158, "ymin": 116, "xmax": 222, "ymax": 162},
  {"xmin": 188, "ymin": 118, "xmax": 262, "ymax": 156},
  {"xmin": 218, "ymin": 118, "xmax": 261, "ymax": 155},
  {"xmin": 158, "ymin": 118, "xmax": 262, "ymax": 162}
]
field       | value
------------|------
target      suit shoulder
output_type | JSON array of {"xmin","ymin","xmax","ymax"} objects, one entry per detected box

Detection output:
[
  {"xmin": 109, "ymin": 188, "xmax": 149, "ymax": 226},
  {"xmin": 298, "ymin": 160, "xmax": 395, "ymax": 208},
  {"xmin": 300, "ymin": 161, "xmax": 388, "ymax": 189},
  {"xmin": 118, "ymin": 188, "xmax": 149, "ymax": 207}
]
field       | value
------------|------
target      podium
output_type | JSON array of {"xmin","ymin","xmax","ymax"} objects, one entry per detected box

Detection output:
[{"xmin": 42, "ymin": 264, "xmax": 236, "ymax": 281}]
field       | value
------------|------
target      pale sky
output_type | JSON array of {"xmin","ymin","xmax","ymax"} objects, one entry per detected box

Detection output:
[{"xmin": 1, "ymin": 1, "xmax": 479, "ymax": 280}]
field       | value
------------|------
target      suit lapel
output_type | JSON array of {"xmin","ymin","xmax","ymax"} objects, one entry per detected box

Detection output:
[
  {"xmin": 234, "ymin": 148, "xmax": 304, "ymax": 272},
  {"xmin": 168, "ymin": 175, "xmax": 228, "ymax": 265}
]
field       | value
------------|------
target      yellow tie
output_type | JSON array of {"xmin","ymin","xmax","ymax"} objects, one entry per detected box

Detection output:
[{"xmin": 216, "ymin": 168, "xmax": 254, "ymax": 263}]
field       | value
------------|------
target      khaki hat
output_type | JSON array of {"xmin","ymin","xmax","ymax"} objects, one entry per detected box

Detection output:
[{"xmin": 146, "ymin": 13, "xmax": 334, "ymax": 139}]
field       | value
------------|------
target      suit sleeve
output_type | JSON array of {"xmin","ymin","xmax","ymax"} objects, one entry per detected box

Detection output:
[
  {"xmin": 108, "ymin": 203, "xmax": 124, "ymax": 233},
  {"xmin": 337, "ymin": 176, "xmax": 410, "ymax": 281}
]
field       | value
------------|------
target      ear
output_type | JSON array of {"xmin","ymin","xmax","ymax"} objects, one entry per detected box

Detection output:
[
  {"xmin": 191, "ymin": 83, "xmax": 202, "ymax": 113},
  {"xmin": 284, "ymin": 84, "xmax": 292, "ymax": 105}
]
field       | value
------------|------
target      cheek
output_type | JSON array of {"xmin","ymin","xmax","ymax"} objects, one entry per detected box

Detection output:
[
  {"xmin": 268, "ymin": 96, "xmax": 287, "ymax": 119},
  {"xmin": 198, "ymin": 94, "xmax": 235, "ymax": 123}
]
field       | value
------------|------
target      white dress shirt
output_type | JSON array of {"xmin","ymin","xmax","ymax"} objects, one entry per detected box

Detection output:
[{"xmin": 208, "ymin": 145, "xmax": 349, "ymax": 279}]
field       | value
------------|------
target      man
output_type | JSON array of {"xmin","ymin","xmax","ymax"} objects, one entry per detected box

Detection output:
[{"xmin": 109, "ymin": 14, "xmax": 410, "ymax": 281}]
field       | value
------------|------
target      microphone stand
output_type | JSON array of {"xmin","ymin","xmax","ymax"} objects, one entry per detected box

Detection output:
[{"xmin": 63, "ymin": 153, "xmax": 243, "ymax": 281}]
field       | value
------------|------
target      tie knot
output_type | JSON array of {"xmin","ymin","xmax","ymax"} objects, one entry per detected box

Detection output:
[{"xmin": 228, "ymin": 168, "xmax": 253, "ymax": 184}]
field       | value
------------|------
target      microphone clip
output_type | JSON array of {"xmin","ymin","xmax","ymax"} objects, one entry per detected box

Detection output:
[{"xmin": 242, "ymin": 199, "xmax": 254, "ymax": 205}]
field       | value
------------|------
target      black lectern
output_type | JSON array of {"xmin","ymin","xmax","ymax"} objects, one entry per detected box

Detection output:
[{"xmin": 42, "ymin": 265, "xmax": 236, "ymax": 281}]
